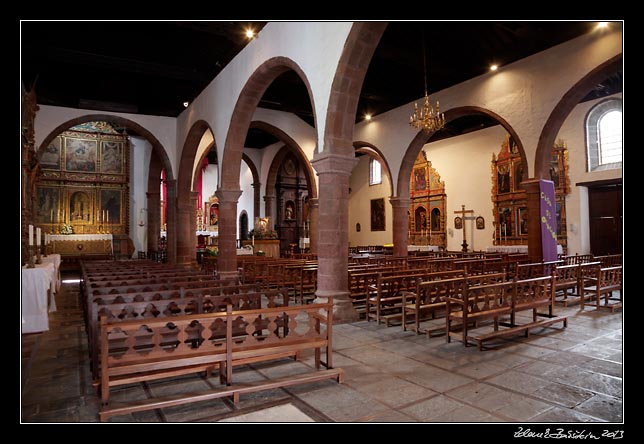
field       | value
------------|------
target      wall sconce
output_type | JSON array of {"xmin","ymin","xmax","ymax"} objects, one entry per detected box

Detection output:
[{"xmin": 138, "ymin": 208, "xmax": 147, "ymax": 227}]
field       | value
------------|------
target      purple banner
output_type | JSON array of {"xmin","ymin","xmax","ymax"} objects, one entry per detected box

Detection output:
[{"xmin": 539, "ymin": 179, "xmax": 558, "ymax": 262}]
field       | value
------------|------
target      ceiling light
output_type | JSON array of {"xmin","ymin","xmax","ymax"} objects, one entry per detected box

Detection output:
[
  {"xmin": 365, "ymin": 114, "xmax": 372, "ymax": 121},
  {"xmin": 183, "ymin": 101, "xmax": 189, "ymax": 108},
  {"xmin": 246, "ymin": 29, "xmax": 255, "ymax": 39},
  {"xmin": 490, "ymin": 64, "xmax": 498, "ymax": 72},
  {"xmin": 596, "ymin": 22, "xmax": 609, "ymax": 29}
]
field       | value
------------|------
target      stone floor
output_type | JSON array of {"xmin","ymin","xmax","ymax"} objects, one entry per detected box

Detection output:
[{"xmin": 21, "ymin": 274, "xmax": 623, "ymax": 423}]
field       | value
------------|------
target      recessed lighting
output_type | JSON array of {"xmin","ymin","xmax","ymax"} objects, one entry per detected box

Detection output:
[
  {"xmin": 490, "ymin": 64, "xmax": 499, "ymax": 72},
  {"xmin": 183, "ymin": 101, "xmax": 189, "ymax": 108},
  {"xmin": 246, "ymin": 29, "xmax": 255, "ymax": 39},
  {"xmin": 365, "ymin": 114, "xmax": 372, "ymax": 121},
  {"xmin": 596, "ymin": 22, "xmax": 609, "ymax": 29}
]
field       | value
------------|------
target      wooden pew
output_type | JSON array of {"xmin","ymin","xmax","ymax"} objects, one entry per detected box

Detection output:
[
  {"xmin": 98, "ymin": 299, "xmax": 342, "ymax": 422},
  {"xmin": 594, "ymin": 254, "xmax": 622, "ymax": 267},
  {"xmin": 580, "ymin": 265, "xmax": 622, "ymax": 312}
]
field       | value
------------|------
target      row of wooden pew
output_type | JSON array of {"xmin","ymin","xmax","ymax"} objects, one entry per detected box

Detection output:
[{"xmin": 79, "ymin": 259, "xmax": 342, "ymax": 421}]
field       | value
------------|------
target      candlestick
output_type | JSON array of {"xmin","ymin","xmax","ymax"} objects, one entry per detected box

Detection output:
[
  {"xmin": 26, "ymin": 245, "xmax": 35, "ymax": 268},
  {"xmin": 29, "ymin": 224, "xmax": 34, "ymax": 246},
  {"xmin": 36, "ymin": 227, "xmax": 41, "ymax": 246}
]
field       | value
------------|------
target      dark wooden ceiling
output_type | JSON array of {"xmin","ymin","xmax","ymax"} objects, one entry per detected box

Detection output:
[{"xmin": 21, "ymin": 21, "xmax": 622, "ymax": 149}]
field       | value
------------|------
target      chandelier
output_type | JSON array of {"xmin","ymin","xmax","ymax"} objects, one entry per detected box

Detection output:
[{"xmin": 409, "ymin": 32, "xmax": 445, "ymax": 133}]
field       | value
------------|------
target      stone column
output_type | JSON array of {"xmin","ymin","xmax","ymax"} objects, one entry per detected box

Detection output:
[
  {"xmin": 165, "ymin": 179, "xmax": 177, "ymax": 265},
  {"xmin": 390, "ymin": 197, "xmax": 411, "ymax": 257},
  {"xmin": 146, "ymin": 191, "xmax": 160, "ymax": 254},
  {"xmin": 252, "ymin": 182, "xmax": 261, "ymax": 220},
  {"xmin": 215, "ymin": 189, "xmax": 242, "ymax": 280},
  {"xmin": 310, "ymin": 152, "xmax": 358, "ymax": 323},
  {"xmin": 308, "ymin": 198, "xmax": 319, "ymax": 254},
  {"xmin": 522, "ymin": 179, "xmax": 544, "ymax": 263},
  {"xmin": 264, "ymin": 194, "xmax": 275, "ymax": 222},
  {"xmin": 176, "ymin": 190, "xmax": 198, "ymax": 266}
]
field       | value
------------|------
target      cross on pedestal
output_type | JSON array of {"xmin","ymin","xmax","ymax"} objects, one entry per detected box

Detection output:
[{"xmin": 454, "ymin": 204, "xmax": 474, "ymax": 252}]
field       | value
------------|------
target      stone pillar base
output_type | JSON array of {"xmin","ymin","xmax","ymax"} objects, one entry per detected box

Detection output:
[{"xmin": 314, "ymin": 290, "xmax": 359, "ymax": 324}]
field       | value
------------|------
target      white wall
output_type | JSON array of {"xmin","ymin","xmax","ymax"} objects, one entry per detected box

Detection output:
[
  {"xmin": 201, "ymin": 163, "xmax": 219, "ymax": 203},
  {"xmin": 556, "ymin": 93, "xmax": 622, "ymax": 255},
  {"xmin": 348, "ymin": 155, "xmax": 393, "ymax": 246},
  {"xmin": 129, "ymin": 136, "xmax": 153, "ymax": 255},
  {"xmin": 424, "ymin": 126, "xmax": 508, "ymax": 251},
  {"xmin": 238, "ymin": 161, "xmax": 255, "ymax": 238}
]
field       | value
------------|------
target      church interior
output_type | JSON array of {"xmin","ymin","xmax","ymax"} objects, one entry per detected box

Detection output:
[{"xmin": 20, "ymin": 21, "xmax": 622, "ymax": 425}]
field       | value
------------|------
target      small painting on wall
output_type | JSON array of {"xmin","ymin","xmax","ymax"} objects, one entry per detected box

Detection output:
[{"xmin": 371, "ymin": 198, "xmax": 385, "ymax": 231}]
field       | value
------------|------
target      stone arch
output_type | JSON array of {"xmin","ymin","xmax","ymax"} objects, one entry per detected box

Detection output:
[
  {"xmin": 353, "ymin": 141, "xmax": 394, "ymax": 197},
  {"xmin": 176, "ymin": 120, "xmax": 216, "ymax": 265},
  {"xmin": 322, "ymin": 22, "xmax": 387, "ymax": 155},
  {"xmin": 397, "ymin": 106, "xmax": 525, "ymax": 199},
  {"xmin": 241, "ymin": 152, "xmax": 261, "ymax": 218},
  {"xmin": 220, "ymin": 58, "xmax": 316, "ymax": 190},
  {"xmin": 535, "ymin": 54, "xmax": 622, "ymax": 179},
  {"xmin": 255, "ymin": 121, "xmax": 318, "ymax": 200}
]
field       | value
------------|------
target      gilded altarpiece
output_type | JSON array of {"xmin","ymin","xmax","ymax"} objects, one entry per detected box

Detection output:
[
  {"xmin": 491, "ymin": 136, "xmax": 569, "ymax": 248},
  {"xmin": 408, "ymin": 151, "xmax": 447, "ymax": 248},
  {"xmin": 36, "ymin": 122, "xmax": 130, "ymax": 236}
]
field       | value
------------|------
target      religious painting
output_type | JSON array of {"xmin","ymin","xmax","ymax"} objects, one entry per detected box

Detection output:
[
  {"xmin": 499, "ymin": 207, "xmax": 512, "ymax": 237},
  {"xmin": 209, "ymin": 203, "xmax": 219, "ymax": 227},
  {"xmin": 476, "ymin": 216, "xmax": 485, "ymax": 230},
  {"xmin": 549, "ymin": 156, "xmax": 560, "ymax": 188},
  {"xmin": 40, "ymin": 137, "xmax": 61, "ymax": 170},
  {"xmin": 370, "ymin": 198, "xmax": 385, "ymax": 231},
  {"xmin": 517, "ymin": 207, "xmax": 529, "ymax": 235},
  {"xmin": 101, "ymin": 189, "xmax": 122, "ymax": 224},
  {"xmin": 100, "ymin": 141, "xmax": 123, "ymax": 174},
  {"xmin": 514, "ymin": 160, "xmax": 524, "ymax": 191},
  {"xmin": 36, "ymin": 186, "xmax": 60, "ymax": 224},
  {"xmin": 454, "ymin": 217, "xmax": 463, "ymax": 230},
  {"xmin": 69, "ymin": 190, "xmax": 92, "ymax": 223},
  {"xmin": 415, "ymin": 206, "xmax": 427, "ymax": 232},
  {"xmin": 497, "ymin": 164, "xmax": 510, "ymax": 194},
  {"xmin": 431, "ymin": 208, "xmax": 441, "ymax": 231},
  {"xmin": 65, "ymin": 138, "xmax": 97, "ymax": 172},
  {"xmin": 413, "ymin": 167, "xmax": 427, "ymax": 191}
]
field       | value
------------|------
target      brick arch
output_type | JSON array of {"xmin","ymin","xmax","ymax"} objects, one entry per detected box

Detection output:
[
  {"xmin": 220, "ymin": 58, "xmax": 316, "ymax": 190},
  {"xmin": 252, "ymin": 121, "xmax": 317, "ymax": 199},
  {"xmin": 535, "ymin": 54, "xmax": 622, "ymax": 179},
  {"xmin": 353, "ymin": 141, "xmax": 394, "ymax": 197},
  {"xmin": 323, "ymin": 22, "xmax": 387, "ymax": 155},
  {"xmin": 397, "ymin": 106, "xmax": 525, "ymax": 199},
  {"xmin": 37, "ymin": 113, "xmax": 173, "ymax": 180}
]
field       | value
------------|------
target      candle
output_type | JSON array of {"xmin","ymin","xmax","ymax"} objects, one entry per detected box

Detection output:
[
  {"xmin": 107, "ymin": 210, "xmax": 109, "ymax": 224},
  {"xmin": 36, "ymin": 227, "xmax": 41, "ymax": 246},
  {"xmin": 29, "ymin": 224, "xmax": 34, "ymax": 246},
  {"xmin": 252, "ymin": 235, "xmax": 255, "ymax": 246}
]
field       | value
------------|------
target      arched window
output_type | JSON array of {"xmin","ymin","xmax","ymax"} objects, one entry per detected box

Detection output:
[
  {"xmin": 369, "ymin": 157, "xmax": 382, "ymax": 185},
  {"xmin": 586, "ymin": 99, "xmax": 622, "ymax": 171}
]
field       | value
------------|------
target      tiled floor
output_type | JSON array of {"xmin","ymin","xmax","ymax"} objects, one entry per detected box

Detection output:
[{"xmin": 21, "ymin": 276, "xmax": 623, "ymax": 423}]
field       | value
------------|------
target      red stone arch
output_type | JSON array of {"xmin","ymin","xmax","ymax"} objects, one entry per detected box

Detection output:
[
  {"xmin": 220, "ymin": 58, "xmax": 316, "ymax": 190},
  {"xmin": 397, "ymin": 106, "xmax": 525, "ymax": 199},
  {"xmin": 322, "ymin": 22, "xmax": 387, "ymax": 155},
  {"xmin": 535, "ymin": 54, "xmax": 622, "ymax": 179},
  {"xmin": 353, "ymin": 141, "xmax": 394, "ymax": 197},
  {"xmin": 176, "ymin": 120, "xmax": 216, "ymax": 265}
]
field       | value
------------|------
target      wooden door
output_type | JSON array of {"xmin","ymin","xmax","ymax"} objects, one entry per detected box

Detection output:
[{"xmin": 588, "ymin": 183, "xmax": 622, "ymax": 255}]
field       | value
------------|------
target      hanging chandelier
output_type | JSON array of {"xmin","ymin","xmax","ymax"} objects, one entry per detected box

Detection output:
[{"xmin": 409, "ymin": 30, "xmax": 445, "ymax": 133}]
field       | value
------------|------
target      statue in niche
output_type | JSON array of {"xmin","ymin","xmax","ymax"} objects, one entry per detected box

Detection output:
[{"xmin": 285, "ymin": 201, "xmax": 295, "ymax": 220}]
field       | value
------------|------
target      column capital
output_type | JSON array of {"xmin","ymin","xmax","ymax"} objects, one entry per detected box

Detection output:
[
  {"xmin": 215, "ymin": 188, "xmax": 243, "ymax": 203},
  {"xmin": 308, "ymin": 197, "xmax": 319, "ymax": 208},
  {"xmin": 389, "ymin": 196, "xmax": 411, "ymax": 208},
  {"xmin": 264, "ymin": 195, "xmax": 275, "ymax": 202},
  {"xmin": 310, "ymin": 152, "xmax": 358, "ymax": 176},
  {"xmin": 252, "ymin": 182, "xmax": 261, "ymax": 189}
]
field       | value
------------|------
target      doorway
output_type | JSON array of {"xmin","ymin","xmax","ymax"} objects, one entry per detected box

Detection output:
[{"xmin": 588, "ymin": 182, "xmax": 622, "ymax": 255}]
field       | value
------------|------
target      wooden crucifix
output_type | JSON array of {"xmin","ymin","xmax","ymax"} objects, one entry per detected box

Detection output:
[{"xmin": 454, "ymin": 204, "xmax": 474, "ymax": 252}]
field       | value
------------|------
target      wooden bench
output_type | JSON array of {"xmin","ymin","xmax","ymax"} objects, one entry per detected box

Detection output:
[
  {"xmin": 401, "ymin": 272, "xmax": 506, "ymax": 335},
  {"xmin": 98, "ymin": 299, "xmax": 342, "ymax": 421},
  {"xmin": 446, "ymin": 276, "xmax": 567, "ymax": 350},
  {"xmin": 580, "ymin": 265, "xmax": 622, "ymax": 312},
  {"xmin": 552, "ymin": 263, "xmax": 581, "ymax": 306},
  {"xmin": 594, "ymin": 254, "xmax": 622, "ymax": 267}
]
